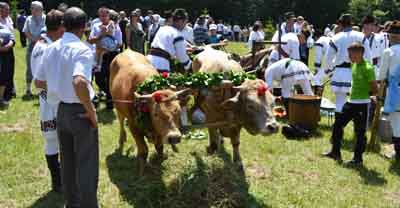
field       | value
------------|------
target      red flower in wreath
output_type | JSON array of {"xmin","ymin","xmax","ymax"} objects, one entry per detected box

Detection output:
[
  {"xmin": 162, "ymin": 72, "xmax": 169, "ymax": 78},
  {"xmin": 153, "ymin": 92, "xmax": 163, "ymax": 103},
  {"xmin": 257, "ymin": 84, "xmax": 268, "ymax": 96}
]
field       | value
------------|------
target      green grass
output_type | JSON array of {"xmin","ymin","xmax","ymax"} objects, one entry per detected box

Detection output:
[{"xmin": 0, "ymin": 36, "xmax": 399, "ymax": 208}]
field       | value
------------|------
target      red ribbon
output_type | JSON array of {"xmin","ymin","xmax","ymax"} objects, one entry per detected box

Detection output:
[
  {"xmin": 257, "ymin": 84, "xmax": 269, "ymax": 96},
  {"xmin": 153, "ymin": 92, "xmax": 163, "ymax": 103}
]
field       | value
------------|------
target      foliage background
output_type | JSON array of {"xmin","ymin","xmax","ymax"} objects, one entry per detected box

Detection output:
[{"xmin": 1, "ymin": 0, "xmax": 399, "ymax": 28}]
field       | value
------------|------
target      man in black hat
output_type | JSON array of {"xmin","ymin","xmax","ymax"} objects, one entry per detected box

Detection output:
[
  {"xmin": 362, "ymin": 15, "xmax": 386, "ymax": 75},
  {"xmin": 147, "ymin": 8, "xmax": 192, "ymax": 73}
]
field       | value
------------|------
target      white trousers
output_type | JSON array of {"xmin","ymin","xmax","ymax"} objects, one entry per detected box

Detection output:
[
  {"xmin": 335, "ymin": 92, "xmax": 347, "ymax": 113},
  {"xmin": 388, "ymin": 112, "xmax": 400, "ymax": 137},
  {"xmin": 39, "ymin": 93, "xmax": 59, "ymax": 155},
  {"xmin": 281, "ymin": 79, "xmax": 313, "ymax": 98}
]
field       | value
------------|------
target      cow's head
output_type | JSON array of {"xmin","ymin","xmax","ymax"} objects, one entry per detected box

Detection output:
[
  {"xmin": 222, "ymin": 79, "xmax": 279, "ymax": 135},
  {"xmin": 135, "ymin": 89, "xmax": 192, "ymax": 145}
]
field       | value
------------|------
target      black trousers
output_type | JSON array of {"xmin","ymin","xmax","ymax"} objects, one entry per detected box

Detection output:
[
  {"xmin": 18, "ymin": 30, "xmax": 27, "ymax": 48},
  {"xmin": 57, "ymin": 103, "xmax": 99, "ymax": 208},
  {"xmin": 94, "ymin": 51, "xmax": 119, "ymax": 102},
  {"xmin": 0, "ymin": 49, "xmax": 15, "ymax": 101},
  {"xmin": 331, "ymin": 102, "xmax": 369, "ymax": 160}
]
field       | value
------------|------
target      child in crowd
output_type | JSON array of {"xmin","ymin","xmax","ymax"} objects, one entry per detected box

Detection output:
[{"xmin": 323, "ymin": 42, "xmax": 378, "ymax": 165}]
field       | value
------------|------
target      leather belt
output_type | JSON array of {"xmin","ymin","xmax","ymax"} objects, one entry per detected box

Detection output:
[
  {"xmin": 373, "ymin": 58, "xmax": 379, "ymax": 66},
  {"xmin": 336, "ymin": 62, "xmax": 351, "ymax": 68},
  {"xmin": 149, "ymin": 48, "xmax": 171, "ymax": 62}
]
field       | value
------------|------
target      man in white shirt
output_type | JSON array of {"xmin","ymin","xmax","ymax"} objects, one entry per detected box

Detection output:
[
  {"xmin": 233, "ymin": 24, "xmax": 241, "ymax": 41},
  {"xmin": 325, "ymin": 14, "xmax": 372, "ymax": 114},
  {"xmin": 378, "ymin": 21, "xmax": 400, "ymax": 162},
  {"xmin": 181, "ymin": 22, "xmax": 194, "ymax": 45},
  {"xmin": 23, "ymin": 1, "xmax": 46, "ymax": 97},
  {"xmin": 294, "ymin": 16, "xmax": 305, "ymax": 33},
  {"xmin": 362, "ymin": 15, "xmax": 386, "ymax": 77},
  {"xmin": 217, "ymin": 20, "xmax": 224, "ymax": 35},
  {"xmin": 147, "ymin": 9, "xmax": 192, "ymax": 72},
  {"xmin": 313, "ymin": 29, "xmax": 331, "ymax": 87},
  {"xmin": 42, "ymin": 7, "xmax": 99, "ymax": 208},
  {"xmin": 269, "ymin": 28, "xmax": 311, "ymax": 62},
  {"xmin": 31, "ymin": 9, "xmax": 65, "ymax": 193},
  {"xmin": 271, "ymin": 11, "xmax": 296, "ymax": 41},
  {"xmin": 265, "ymin": 58, "xmax": 314, "ymax": 109}
]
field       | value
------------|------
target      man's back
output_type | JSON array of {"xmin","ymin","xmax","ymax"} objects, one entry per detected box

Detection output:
[{"xmin": 45, "ymin": 32, "xmax": 94, "ymax": 104}]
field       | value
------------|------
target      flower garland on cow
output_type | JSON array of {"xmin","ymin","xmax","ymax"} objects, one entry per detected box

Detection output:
[{"xmin": 134, "ymin": 71, "xmax": 259, "ymax": 134}]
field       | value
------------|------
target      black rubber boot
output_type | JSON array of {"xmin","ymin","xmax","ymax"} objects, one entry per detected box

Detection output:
[
  {"xmin": 393, "ymin": 137, "xmax": 400, "ymax": 162},
  {"xmin": 45, "ymin": 154, "xmax": 62, "ymax": 193}
]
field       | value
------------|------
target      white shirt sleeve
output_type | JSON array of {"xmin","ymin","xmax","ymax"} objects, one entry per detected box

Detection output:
[
  {"xmin": 288, "ymin": 38, "xmax": 300, "ymax": 60},
  {"xmin": 89, "ymin": 24, "xmax": 100, "ymax": 39},
  {"xmin": 72, "ymin": 48, "xmax": 95, "ymax": 82},
  {"xmin": 362, "ymin": 38, "xmax": 372, "ymax": 63},
  {"xmin": 31, "ymin": 43, "xmax": 46, "ymax": 81},
  {"xmin": 31, "ymin": 44, "xmax": 49, "ymax": 81},
  {"xmin": 174, "ymin": 36, "xmax": 191, "ymax": 70},
  {"xmin": 114, "ymin": 25, "xmax": 123, "ymax": 45},
  {"xmin": 264, "ymin": 66, "xmax": 275, "ymax": 87},
  {"xmin": 268, "ymin": 50, "xmax": 279, "ymax": 67},
  {"xmin": 314, "ymin": 43, "xmax": 323, "ymax": 66},
  {"xmin": 379, "ymin": 49, "xmax": 391, "ymax": 81},
  {"xmin": 325, "ymin": 40, "xmax": 337, "ymax": 71},
  {"xmin": 22, "ymin": 17, "xmax": 29, "ymax": 33}
]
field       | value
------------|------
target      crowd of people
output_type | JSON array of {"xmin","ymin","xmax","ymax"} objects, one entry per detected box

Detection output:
[{"xmin": 1, "ymin": 1, "xmax": 400, "ymax": 207}]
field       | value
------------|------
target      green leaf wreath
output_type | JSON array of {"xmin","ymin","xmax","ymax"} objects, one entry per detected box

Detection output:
[
  {"xmin": 136, "ymin": 71, "xmax": 256, "ymax": 94},
  {"xmin": 135, "ymin": 71, "xmax": 256, "ymax": 135}
]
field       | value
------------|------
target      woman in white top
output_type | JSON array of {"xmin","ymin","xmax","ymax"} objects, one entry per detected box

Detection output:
[{"xmin": 248, "ymin": 22, "xmax": 265, "ymax": 51}]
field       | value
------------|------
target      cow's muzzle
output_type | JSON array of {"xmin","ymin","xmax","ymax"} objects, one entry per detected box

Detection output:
[
  {"xmin": 260, "ymin": 122, "xmax": 279, "ymax": 135},
  {"xmin": 166, "ymin": 132, "xmax": 182, "ymax": 145}
]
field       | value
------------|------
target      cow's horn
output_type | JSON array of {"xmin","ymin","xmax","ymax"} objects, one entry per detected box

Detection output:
[
  {"xmin": 134, "ymin": 92, "xmax": 153, "ymax": 100},
  {"xmin": 232, "ymin": 86, "xmax": 244, "ymax": 90},
  {"xmin": 175, "ymin": 88, "xmax": 192, "ymax": 99}
]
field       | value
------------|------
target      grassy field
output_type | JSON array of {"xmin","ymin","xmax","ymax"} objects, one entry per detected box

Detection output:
[{"xmin": 0, "ymin": 35, "xmax": 399, "ymax": 208}]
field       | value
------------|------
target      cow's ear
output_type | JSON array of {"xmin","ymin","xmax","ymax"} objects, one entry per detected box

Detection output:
[{"xmin": 221, "ymin": 91, "xmax": 240, "ymax": 110}]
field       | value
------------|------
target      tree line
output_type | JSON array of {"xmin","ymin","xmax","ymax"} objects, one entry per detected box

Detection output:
[{"xmin": 7, "ymin": 0, "xmax": 400, "ymax": 28}]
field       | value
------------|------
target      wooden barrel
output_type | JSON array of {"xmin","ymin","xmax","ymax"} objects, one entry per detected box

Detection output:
[{"xmin": 288, "ymin": 95, "xmax": 322, "ymax": 130}]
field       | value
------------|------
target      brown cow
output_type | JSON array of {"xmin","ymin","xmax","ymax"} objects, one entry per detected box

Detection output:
[
  {"xmin": 110, "ymin": 50, "xmax": 190, "ymax": 175},
  {"xmin": 192, "ymin": 47, "xmax": 279, "ymax": 168}
]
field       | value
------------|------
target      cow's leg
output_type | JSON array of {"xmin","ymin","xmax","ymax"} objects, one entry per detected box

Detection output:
[
  {"xmin": 231, "ymin": 134, "xmax": 243, "ymax": 169},
  {"xmin": 155, "ymin": 141, "xmax": 164, "ymax": 158},
  {"xmin": 207, "ymin": 128, "xmax": 221, "ymax": 154},
  {"xmin": 127, "ymin": 121, "xmax": 148, "ymax": 176},
  {"xmin": 117, "ymin": 111, "xmax": 127, "ymax": 153}
]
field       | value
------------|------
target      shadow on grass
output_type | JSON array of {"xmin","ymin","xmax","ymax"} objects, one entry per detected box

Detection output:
[
  {"xmin": 27, "ymin": 191, "xmax": 64, "ymax": 208},
  {"xmin": 106, "ymin": 146, "xmax": 269, "ymax": 208},
  {"xmin": 97, "ymin": 108, "xmax": 116, "ymax": 125},
  {"xmin": 106, "ymin": 150, "xmax": 168, "ymax": 207},
  {"xmin": 389, "ymin": 160, "xmax": 400, "ymax": 176},
  {"xmin": 344, "ymin": 164, "xmax": 387, "ymax": 186},
  {"xmin": 21, "ymin": 94, "xmax": 37, "ymax": 101}
]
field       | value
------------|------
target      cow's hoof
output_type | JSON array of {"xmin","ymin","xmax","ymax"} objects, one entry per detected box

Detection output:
[
  {"xmin": 171, "ymin": 144, "xmax": 179, "ymax": 153},
  {"xmin": 116, "ymin": 147, "xmax": 123, "ymax": 155},
  {"xmin": 234, "ymin": 160, "xmax": 244, "ymax": 171},
  {"xmin": 156, "ymin": 153, "xmax": 168, "ymax": 161},
  {"xmin": 207, "ymin": 146, "xmax": 217, "ymax": 155},
  {"xmin": 138, "ymin": 157, "xmax": 147, "ymax": 176}
]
